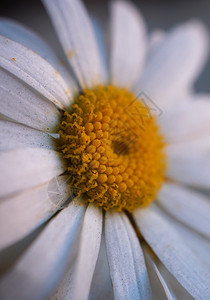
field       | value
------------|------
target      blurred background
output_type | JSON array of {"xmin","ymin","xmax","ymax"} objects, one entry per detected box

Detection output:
[{"xmin": 1, "ymin": 0, "xmax": 210, "ymax": 92}]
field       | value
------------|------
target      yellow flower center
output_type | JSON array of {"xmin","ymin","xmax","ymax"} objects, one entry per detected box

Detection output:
[{"xmin": 58, "ymin": 86, "xmax": 166, "ymax": 212}]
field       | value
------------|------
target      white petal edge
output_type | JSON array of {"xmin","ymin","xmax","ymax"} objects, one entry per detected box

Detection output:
[
  {"xmin": 166, "ymin": 140, "xmax": 210, "ymax": 190},
  {"xmin": 105, "ymin": 211, "xmax": 152, "ymax": 300},
  {"xmin": 0, "ymin": 120, "xmax": 55, "ymax": 151},
  {"xmin": 43, "ymin": 0, "xmax": 106, "ymax": 88},
  {"xmin": 0, "ymin": 18, "xmax": 78, "ymax": 93},
  {"xmin": 91, "ymin": 16, "xmax": 108, "ymax": 84},
  {"xmin": 157, "ymin": 183, "xmax": 210, "ymax": 238},
  {"xmin": 158, "ymin": 261, "xmax": 195, "ymax": 300},
  {"xmin": 145, "ymin": 253, "xmax": 176, "ymax": 300},
  {"xmin": 0, "ymin": 66, "xmax": 61, "ymax": 132},
  {"xmin": 110, "ymin": 0, "xmax": 147, "ymax": 88},
  {"xmin": 0, "ymin": 35, "xmax": 72, "ymax": 110},
  {"xmin": 88, "ymin": 231, "xmax": 114, "ymax": 300},
  {"xmin": 0, "ymin": 175, "xmax": 72, "ymax": 249},
  {"xmin": 155, "ymin": 207, "xmax": 210, "ymax": 268},
  {"xmin": 136, "ymin": 21, "xmax": 209, "ymax": 103},
  {"xmin": 72, "ymin": 204, "xmax": 102, "ymax": 300},
  {"xmin": 0, "ymin": 113, "xmax": 13, "ymax": 122},
  {"xmin": 134, "ymin": 205, "xmax": 210, "ymax": 300},
  {"xmin": 0, "ymin": 148, "xmax": 65, "ymax": 198},
  {"xmin": 0, "ymin": 201, "xmax": 86, "ymax": 300},
  {"xmin": 49, "ymin": 204, "xmax": 103, "ymax": 300}
]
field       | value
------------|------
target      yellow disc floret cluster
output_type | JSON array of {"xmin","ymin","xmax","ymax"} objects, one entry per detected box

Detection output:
[{"xmin": 58, "ymin": 86, "xmax": 166, "ymax": 212}]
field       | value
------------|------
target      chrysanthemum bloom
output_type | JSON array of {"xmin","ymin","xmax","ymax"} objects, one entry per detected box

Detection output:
[{"xmin": 0, "ymin": 0, "xmax": 210, "ymax": 299}]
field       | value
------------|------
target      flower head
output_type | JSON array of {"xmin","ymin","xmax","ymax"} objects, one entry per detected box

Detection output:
[
  {"xmin": 0, "ymin": 0, "xmax": 210, "ymax": 300},
  {"xmin": 59, "ymin": 85, "xmax": 166, "ymax": 211}
]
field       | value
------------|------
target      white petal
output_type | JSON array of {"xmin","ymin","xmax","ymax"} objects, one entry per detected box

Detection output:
[
  {"xmin": 0, "ymin": 201, "xmax": 86, "ymax": 300},
  {"xmin": 43, "ymin": 0, "xmax": 105, "ymax": 88},
  {"xmin": 89, "ymin": 231, "xmax": 114, "ymax": 300},
  {"xmin": 158, "ymin": 261, "xmax": 195, "ymax": 300},
  {"xmin": 48, "ymin": 261, "xmax": 76, "ymax": 300},
  {"xmin": 134, "ymin": 205, "xmax": 210, "ymax": 300},
  {"xmin": 72, "ymin": 204, "xmax": 102, "ymax": 300},
  {"xmin": 0, "ymin": 18, "xmax": 58, "ymax": 64},
  {"xmin": 0, "ymin": 35, "xmax": 72, "ymax": 110},
  {"xmin": 0, "ymin": 67, "xmax": 60, "ymax": 132},
  {"xmin": 0, "ymin": 18, "xmax": 78, "ymax": 92},
  {"xmin": 0, "ymin": 113, "xmax": 12, "ymax": 121},
  {"xmin": 92, "ymin": 17, "xmax": 108, "ymax": 84},
  {"xmin": 0, "ymin": 175, "xmax": 72, "ymax": 249},
  {"xmin": 50, "ymin": 204, "xmax": 103, "ymax": 300},
  {"xmin": 166, "ymin": 141, "xmax": 210, "ymax": 189},
  {"xmin": 157, "ymin": 208, "xmax": 210, "ymax": 268},
  {"xmin": 136, "ymin": 21, "xmax": 209, "ymax": 103},
  {"xmin": 0, "ymin": 225, "xmax": 42, "ymax": 275},
  {"xmin": 105, "ymin": 211, "xmax": 152, "ymax": 300},
  {"xmin": 0, "ymin": 120, "xmax": 55, "ymax": 151},
  {"xmin": 145, "ymin": 253, "xmax": 176, "ymax": 300},
  {"xmin": 0, "ymin": 148, "xmax": 65, "ymax": 198},
  {"xmin": 157, "ymin": 183, "xmax": 210, "ymax": 238},
  {"xmin": 159, "ymin": 95, "xmax": 210, "ymax": 144},
  {"xmin": 147, "ymin": 30, "xmax": 165, "ymax": 58},
  {"xmin": 110, "ymin": 0, "xmax": 147, "ymax": 88}
]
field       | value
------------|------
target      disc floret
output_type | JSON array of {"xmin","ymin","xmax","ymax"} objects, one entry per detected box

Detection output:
[{"xmin": 59, "ymin": 86, "xmax": 166, "ymax": 212}]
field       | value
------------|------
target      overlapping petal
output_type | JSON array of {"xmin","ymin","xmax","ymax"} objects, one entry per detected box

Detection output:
[
  {"xmin": 0, "ymin": 148, "xmax": 65, "ymax": 198},
  {"xmin": 0, "ymin": 18, "xmax": 78, "ymax": 91},
  {"xmin": 0, "ymin": 175, "xmax": 72, "ymax": 249},
  {"xmin": 105, "ymin": 211, "xmax": 152, "ymax": 300},
  {"xmin": 134, "ymin": 205, "xmax": 210, "ymax": 300},
  {"xmin": 136, "ymin": 21, "xmax": 209, "ymax": 103},
  {"xmin": 0, "ymin": 120, "xmax": 54, "ymax": 151},
  {"xmin": 0, "ymin": 35, "xmax": 72, "ymax": 110},
  {"xmin": 0, "ymin": 201, "xmax": 86, "ymax": 300},
  {"xmin": 110, "ymin": 0, "xmax": 147, "ymax": 88},
  {"xmin": 157, "ymin": 183, "xmax": 210, "ymax": 238},
  {"xmin": 43, "ymin": 0, "xmax": 106, "ymax": 88}
]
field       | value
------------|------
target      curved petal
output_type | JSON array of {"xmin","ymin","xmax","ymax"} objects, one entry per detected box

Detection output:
[
  {"xmin": 136, "ymin": 21, "xmax": 209, "ymax": 103},
  {"xmin": 166, "ymin": 140, "xmax": 210, "ymax": 190},
  {"xmin": 157, "ymin": 183, "xmax": 210, "ymax": 238},
  {"xmin": 43, "ymin": 0, "xmax": 106, "ymax": 88},
  {"xmin": 89, "ymin": 231, "xmax": 114, "ymax": 300},
  {"xmin": 0, "ymin": 120, "xmax": 55, "ymax": 151},
  {"xmin": 0, "ymin": 35, "xmax": 72, "ymax": 110},
  {"xmin": 0, "ymin": 148, "xmax": 66, "ymax": 198},
  {"xmin": 0, "ymin": 18, "xmax": 78, "ymax": 92},
  {"xmin": 158, "ymin": 261, "xmax": 197, "ymax": 300},
  {"xmin": 0, "ymin": 67, "xmax": 60, "ymax": 132},
  {"xmin": 0, "ymin": 175, "xmax": 73, "ymax": 250},
  {"xmin": 0, "ymin": 224, "xmax": 43, "ymax": 276},
  {"xmin": 49, "ymin": 204, "xmax": 103, "ymax": 300},
  {"xmin": 105, "ymin": 211, "xmax": 152, "ymax": 300},
  {"xmin": 0, "ymin": 201, "xmax": 86, "ymax": 300},
  {"xmin": 157, "ymin": 208, "xmax": 210, "ymax": 268},
  {"xmin": 134, "ymin": 205, "xmax": 210, "ymax": 300},
  {"xmin": 110, "ymin": 0, "xmax": 147, "ymax": 88},
  {"xmin": 72, "ymin": 204, "xmax": 102, "ymax": 299},
  {"xmin": 91, "ymin": 17, "xmax": 108, "ymax": 84},
  {"xmin": 145, "ymin": 253, "xmax": 176, "ymax": 300}
]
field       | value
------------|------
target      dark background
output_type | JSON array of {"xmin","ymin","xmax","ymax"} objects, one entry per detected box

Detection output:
[{"xmin": 1, "ymin": 0, "xmax": 210, "ymax": 92}]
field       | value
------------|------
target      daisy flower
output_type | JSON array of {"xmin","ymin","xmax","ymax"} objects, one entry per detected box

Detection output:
[{"xmin": 0, "ymin": 0, "xmax": 210, "ymax": 299}]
